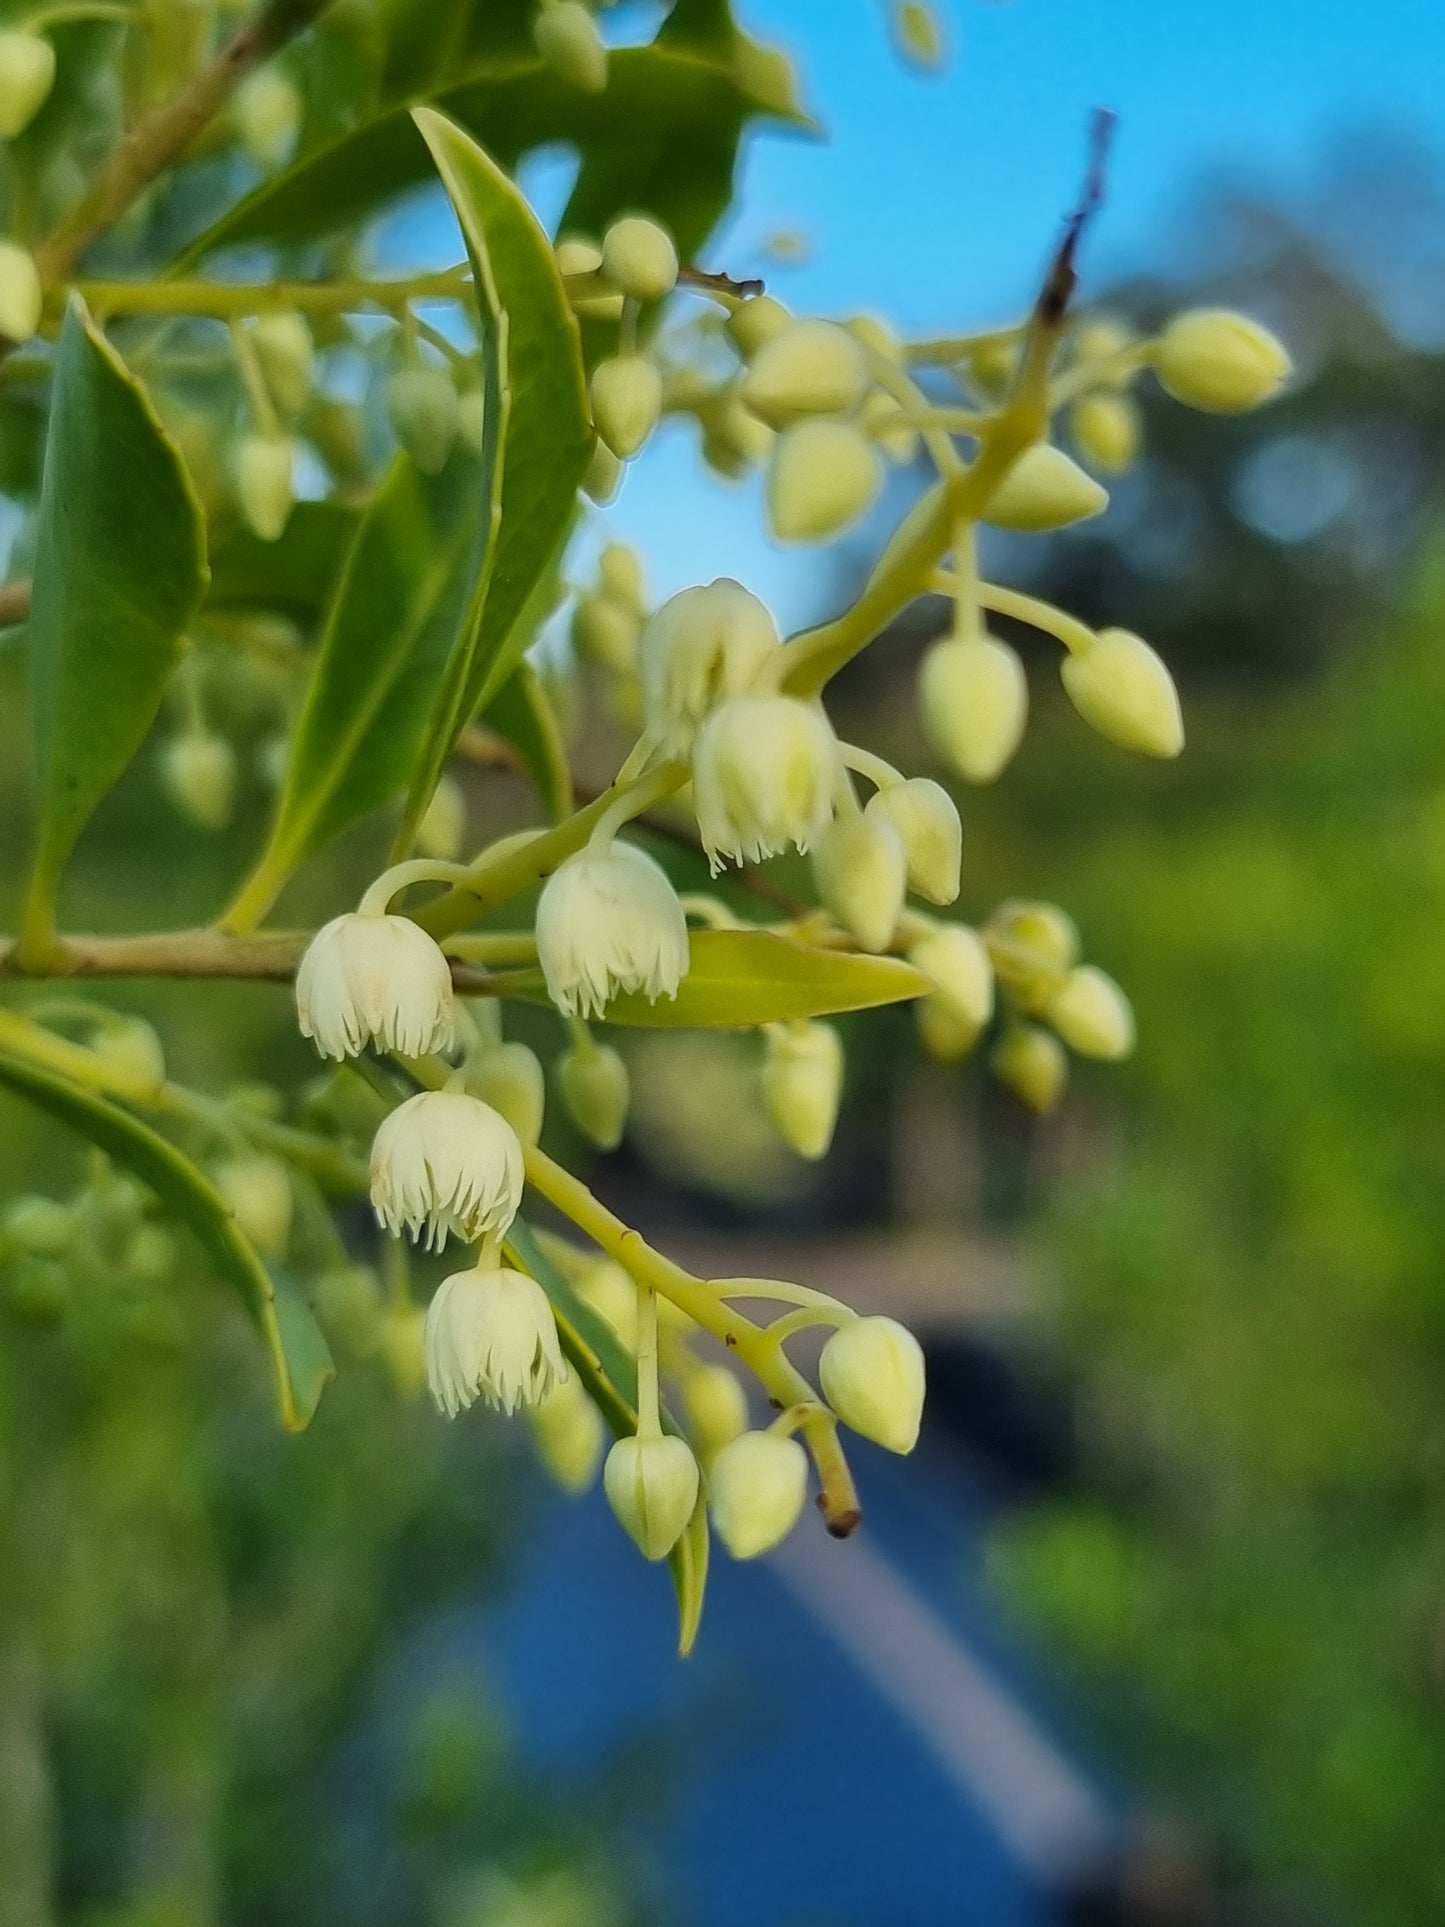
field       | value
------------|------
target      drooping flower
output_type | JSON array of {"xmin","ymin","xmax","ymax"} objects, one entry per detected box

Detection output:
[
  {"xmin": 424, "ymin": 1264, "xmax": 567, "ymax": 1417},
  {"xmin": 370, "ymin": 1090, "xmax": 523, "ymax": 1251},
  {"xmin": 295, "ymin": 912, "xmax": 455, "ymax": 1061},
  {"xmin": 535, "ymin": 839, "xmax": 689, "ymax": 1018},
  {"xmin": 638, "ymin": 578, "xmax": 780, "ymax": 754},
  {"xmin": 692, "ymin": 695, "xmax": 838, "ymax": 870}
]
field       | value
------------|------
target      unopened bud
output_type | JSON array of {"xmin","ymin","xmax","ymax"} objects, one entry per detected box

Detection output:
[
  {"xmin": 1156, "ymin": 308, "xmax": 1291, "ymax": 413},
  {"xmin": 5, "ymin": 1195, "xmax": 73, "ymax": 1258},
  {"xmin": 215, "ymin": 1153, "xmax": 292, "ymax": 1260},
  {"xmin": 846, "ymin": 313, "xmax": 901, "ymax": 361},
  {"xmin": 571, "ymin": 590, "xmax": 640, "ymax": 673},
  {"xmin": 382, "ymin": 1300, "xmax": 427, "ymax": 1398},
  {"xmin": 762, "ymin": 1020, "xmax": 843, "ymax": 1160},
  {"xmin": 7, "ymin": 1255, "xmax": 69, "ymax": 1323},
  {"xmin": 583, "ymin": 438, "xmax": 622, "ymax": 503},
  {"xmin": 386, "ymin": 366, "xmax": 460, "ymax": 474},
  {"xmin": 416, "ymin": 773, "xmax": 467, "ymax": 861},
  {"xmin": 604, "ymin": 1432, "xmax": 700, "ymax": 1560},
  {"xmin": 811, "ymin": 810, "xmax": 905, "ymax": 952},
  {"xmin": 531, "ymin": 1373, "xmax": 606, "ymax": 1493},
  {"xmin": 161, "ymin": 732, "xmax": 236, "ymax": 830},
  {"xmin": 234, "ymin": 67, "xmax": 301, "ymax": 168},
  {"xmin": 312, "ymin": 1263, "xmax": 382, "ymax": 1360},
  {"xmin": 1048, "ymin": 964, "xmax": 1135, "ymax": 1060},
  {"xmin": 1061, "ymin": 627, "xmax": 1183, "ymax": 759},
  {"xmin": 591, "ymin": 353, "xmax": 662, "ymax": 459},
  {"xmin": 236, "ymin": 432, "xmax": 295, "ymax": 541},
  {"xmin": 0, "ymin": 31, "xmax": 55, "ymax": 139},
  {"xmin": 892, "ymin": 0, "xmax": 944, "ymax": 69},
  {"xmin": 251, "ymin": 311, "xmax": 314, "ymax": 416},
  {"xmin": 574, "ymin": 1257, "xmax": 637, "ymax": 1346},
  {"xmin": 991, "ymin": 1024, "xmax": 1068, "ymax": 1113},
  {"xmin": 703, "ymin": 391, "xmax": 775, "ymax": 475},
  {"xmin": 533, "ymin": 1, "xmax": 608, "ymax": 93},
  {"xmin": 768, "ymin": 419, "xmax": 883, "ymax": 542},
  {"xmin": 740, "ymin": 319, "xmax": 869, "ymax": 426},
  {"xmin": 558, "ymin": 1038, "xmax": 630, "ymax": 1150},
  {"xmin": 598, "ymin": 540, "xmax": 645, "ymax": 608},
  {"xmin": 457, "ymin": 387, "xmax": 486, "ymax": 454},
  {"xmin": 859, "ymin": 386, "xmax": 919, "ymax": 464},
  {"xmin": 726, "ymin": 293, "xmax": 791, "ymax": 358},
  {"xmin": 820, "ymin": 1315, "xmax": 926, "ymax": 1454},
  {"xmin": 865, "ymin": 778, "xmax": 960, "ymax": 906},
  {"xmin": 987, "ymin": 899, "xmax": 1078, "ymax": 1012},
  {"xmin": 1072, "ymin": 317, "xmax": 1135, "ymax": 378},
  {"xmin": 601, "ymin": 215, "xmax": 678, "ymax": 304},
  {"xmin": 555, "ymin": 233, "xmax": 624, "ymax": 320},
  {"xmin": 92, "ymin": 1016, "xmax": 167, "ymax": 1094},
  {"xmin": 680, "ymin": 1360, "xmax": 750, "ymax": 1462},
  {"xmin": 1070, "ymin": 393, "xmax": 1141, "ymax": 475},
  {"xmin": 469, "ymin": 1042, "xmax": 546, "ymax": 1148},
  {"xmin": 985, "ymin": 442, "xmax": 1109, "ymax": 532},
  {"xmin": 0, "ymin": 240, "xmax": 40, "ymax": 343},
  {"xmin": 919, "ymin": 633, "xmax": 1028, "ymax": 784},
  {"xmin": 709, "ymin": 1430, "xmax": 809, "ymax": 1558}
]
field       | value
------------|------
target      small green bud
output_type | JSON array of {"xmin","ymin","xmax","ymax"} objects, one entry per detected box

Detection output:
[
  {"xmin": 1156, "ymin": 308, "xmax": 1291, "ymax": 413},
  {"xmin": 234, "ymin": 67, "xmax": 301, "ymax": 168},
  {"xmin": 986, "ymin": 899, "xmax": 1078, "ymax": 1012},
  {"xmin": 767, "ymin": 419, "xmax": 883, "ymax": 542},
  {"xmin": 416, "ymin": 773, "xmax": 468, "ymax": 861},
  {"xmin": 531, "ymin": 1372, "xmax": 606, "ymax": 1493},
  {"xmin": 919, "ymin": 633, "xmax": 1028, "ymax": 784},
  {"xmin": 892, "ymin": 0, "xmax": 944, "ymax": 70},
  {"xmin": 985, "ymin": 442, "xmax": 1109, "ymax": 532},
  {"xmin": 726, "ymin": 293, "xmax": 792, "ymax": 358},
  {"xmin": 811, "ymin": 810, "xmax": 906, "ymax": 953},
  {"xmin": 312, "ymin": 1263, "xmax": 383, "ymax": 1360},
  {"xmin": 457, "ymin": 387, "xmax": 486, "ymax": 454},
  {"xmin": 575, "ymin": 1256, "xmax": 637, "ymax": 1345},
  {"xmin": 0, "ymin": 31, "xmax": 56, "ymax": 139},
  {"xmin": 740, "ymin": 319, "xmax": 869, "ymax": 426},
  {"xmin": 470, "ymin": 1042, "xmax": 546, "ymax": 1148},
  {"xmin": 590, "ymin": 354, "xmax": 663, "ymax": 459},
  {"xmin": 557, "ymin": 1038, "xmax": 630, "ymax": 1150},
  {"xmin": 604, "ymin": 1432, "xmax": 700, "ymax": 1560},
  {"xmin": 1070, "ymin": 393, "xmax": 1141, "ymax": 474},
  {"xmin": 597, "ymin": 540, "xmax": 645, "ymax": 608},
  {"xmin": 1060, "ymin": 627, "xmax": 1183, "ymax": 759},
  {"xmin": 709, "ymin": 1430, "xmax": 809, "ymax": 1559},
  {"xmin": 990, "ymin": 1024, "xmax": 1068, "ymax": 1113},
  {"xmin": 820, "ymin": 1315, "xmax": 926, "ymax": 1454},
  {"xmin": 865, "ymin": 778, "xmax": 961, "ymax": 907},
  {"xmin": 679, "ymin": 1359, "xmax": 750, "ymax": 1463},
  {"xmin": 386, "ymin": 366, "xmax": 460, "ymax": 474},
  {"xmin": 7, "ymin": 1254, "xmax": 70, "ymax": 1324},
  {"xmin": 251, "ymin": 311, "xmax": 314, "ymax": 416},
  {"xmin": 0, "ymin": 241, "xmax": 41, "ymax": 343},
  {"xmin": 215, "ymin": 1153, "xmax": 292, "ymax": 1259},
  {"xmin": 236, "ymin": 432, "xmax": 295, "ymax": 542},
  {"xmin": 92, "ymin": 1016, "xmax": 167, "ymax": 1095},
  {"xmin": 5, "ymin": 1195, "xmax": 74, "ymax": 1258},
  {"xmin": 761, "ymin": 1020, "xmax": 844, "ymax": 1160},
  {"xmin": 555, "ymin": 234, "xmax": 625, "ymax": 320},
  {"xmin": 533, "ymin": 1, "xmax": 607, "ymax": 92},
  {"xmin": 909, "ymin": 923, "xmax": 993, "ymax": 1052},
  {"xmin": 161, "ymin": 732, "xmax": 236, "ymax": 830},
  {"xmin": 601, "ymin": 215, "xmax": 678, "ymax": 304},
  {"xmin": 1048, "ymin": 964, "xmax": 1135, "ymax": 1060},
  {"xmin": 582, "ymin": 438, "xmax": 622, "ymax": 503},
  {"xmin": 571, "ymin": 590, "xmax": 640, "ymax": 673}
]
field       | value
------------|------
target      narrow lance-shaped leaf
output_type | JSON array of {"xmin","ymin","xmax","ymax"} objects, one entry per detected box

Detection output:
[
  {"xmin": 20, "ymin": 299, "xmax": 207, "ymax": 960},
  {"xmin": 0, "ymin": 1052, "xmax": 334, "ymax": 1432},
  {"xmin": 480, "ymin": 663, "xmax": 573, "ymax": 823}
]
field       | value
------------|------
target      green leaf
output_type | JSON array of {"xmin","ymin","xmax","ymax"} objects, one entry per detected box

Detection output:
[
  {"xmin": 206, "ymin": 500, "xmax": 361, "ymax": 621},
  {"xmin": 484, "ymin": 664, "xmax": 572, "ymax": 822},
  {"xmin": 20, "ymin": 300, "xmax": 207, "ymax": 958},
  {"xmin": 506, "ymin": 928, "xmax": 932, "ymax": 1027},
  {"xmin": 0, "ymin": 1052, "xmax": 333, "ymax": 1431}
]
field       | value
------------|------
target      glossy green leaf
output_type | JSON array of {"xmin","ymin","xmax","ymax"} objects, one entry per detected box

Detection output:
[
  {"xmin": 506, "ymin": 928, "xmax": 932, "ymax": 1027},
  {"xmin": 484, "ymin": 664, "xmax": 572, "ymax": 822},
  {"xmin": 0, "ymin": 1052, "xmax": 334, "ymax": 1432},
  {"xmin": 21, "ymin": 301, "xmax": 207, "ymax": 956},
  {"xmin": 206, "ymin": 500, "xmax": 361, "ymax": 621}
]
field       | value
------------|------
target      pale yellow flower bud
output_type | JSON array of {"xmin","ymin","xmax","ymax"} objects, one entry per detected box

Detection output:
[
  {"xmin": 470, "ymin": 1041, "xmax": 546, "ymax": 1148},
  {"xmin": 598, "ymin": 540, "xmax": 645, "ymax": 608},
  {"xmin": 768, "ymin": 419, "xmax": 883, "ymax": 542},
  {"xmin": 909, "ymin": 923, "xmax": 993, "ymax": 1057},
  {"xmin": 234, "ymin": 67, "xmax": 301, "ymax": 169},
  {"xmin": 414, "ymin": 773, "xmax": 467, "ymax": 861},
  {"xmin": 1070, "ymin": 392, "xmax": 1141, "ymax": 475},
  {"xmin": 236, "ymin": 432, "xmax": 295, "ymax": 542},
  {"xmin": 1060, "ymin": 627, "xmax": 1183, "ymax": 759},
  {"xmin": 740, "ymin": 319, "xmax": 869, "ymax": 426},
  {"xmin": 1072, "ymin": 317, "xmax": 1135, "ymax": 377},
  {"xmin": 532, "ymin": 0, "xmax": 607, "ymax": 93},
  {"xmin": 726, "ymin": 293, "xmax": 792, "ymax": 358},
  {"xmin": 536, "ymin": 839, "xmax": 689, "ymax": 1017},
  {"xmin": 0, "ymin": 31, "xmax": 55, "ymax": 139},
  {"xmin": 311, "ymin": 1263, "xmax": 382, "ymax": 1361},
  {"xmin": 1048, "ymin": 964, "xmax": 1135, "ymax": 1060},
  {"xmin": 846, "ymin": 313, "xmax": 902, "ymax": 362},
  {"xmin": 582, "ymin": 438, "xmax": 622, "ymax": 503},
  {"xmin": 251, "ymin": 311, "xmax": 314, "ymax": 417},
  {"xmin": 386, "ymin": 366, "xmax": 460, "ymax": 474},
  {"xmin": 640, "ymin": 579, "xmax": 780, "ymax": 753},
  {"xmin": 92, "ymin": 1016, "xmax": 167, "ymax": 1095},
  {"xmin": 709, "ymin": 1430, "xmax": 809, "ymax": 1558},
  {"xmin": 1156, "ymin": 308, "xmax": 1291, "ymax": 413},
  {"xmin": 859, "ymin": 386, "xmax": 919, "ymax": 465},
  {"xmin": 865, "ymin": 778, "xmax": 961, "ymax": 906},
  {"xmin": 811, "ymin": 810, "xmax": 905, "ymax": 953},
  {"xmin": 161, "ymin": 732, "xmax": 236, "ymax": 830},
  {"xmin": 693, "ymin": 695, "xmax": 838, "ymax": 870},
  {"xmin": 762, "ymin": 1020, "xmax": 843, "ymax": 1160},
  {"xmin": 985, "ymin": 443, "xmax": 1109, "ymax": 532},
  {"xmin": 382, "ymin": 1301, "xmax": 427, "ymax": 1399},
  {"xmin": 601, "ymin": 214, "xmax": 678, "ymax": 304},
  {"xmin": 215, "ymin": 1154, "xmax": 293, "ymax": 1260},
  {"xmin": 919, "ymin": 633, "xmax": 1028, "ymax": 784},
  {"xmin": 604, "ymin": 1432, "xmax": 700, "ymax": 1560},
  {"xmin": 425, "ymin": 1263, "xmax": 566, "ymax": 1416},
  {"xmin": 590, "ymin": 353, "xmax": 663, "ymax": 459},
  {"xmin": 680, "ymin": 1360, "xmax": 750, "ymax": 1462},
  {"xmin": 987, "ymin": 899, "xmax": 1078, "ymax": 1012},
  {"xmin": 703, "ymin": 391, "xmax": 775, "ymax": 476},
  {"xmin": 571, "ymin": 590, "xmax": 640, "ymax": 673},
  {"xmin": 531, "ymin": 1373, "xmax": 605, "ymax": 1493},
  {"xmin": 915, "ymin": 995, "xmax": 981, "ymax": 1064},
  {"xmin": 990, "ymin": 1024, "xmax": 1068, "ymax": 1113},
  {"xmin": 557, "ymin": 1038, "xmax": 630, "ymax": 1150},
  {"xmin": 555, "ymin": 233, "xmax": 624, "ymax": 319},
  {"xmin": 892, "ymin": 0, "xmax": 944, "ymax": 69},
  {"xmin": 0, "ymin": 241, "xmax": 41, "ymax": 343},
  {"xmin": 820, "ymin": 1315, "xmax": 926, "ymax": 1455}
]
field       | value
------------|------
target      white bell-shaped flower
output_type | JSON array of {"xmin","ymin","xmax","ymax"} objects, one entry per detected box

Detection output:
[
  {"xmin": 370, "ymin": 1090, "xmax": 523, "ymax": 1251},
  {"xmin": 424, "ymin": 1263, "xmax": 567, "ymax": 1417},
  {"xmin": 535, "ymin": 839, "xmax": 689, "ymax": 1018},
  {"xmin": 693, "ymin": 695, "xmax": 838, "ymax": 871},
  {"xmin": 296, "ymin": 911, "xmax": 455, "ymax": 1061},
  {"xmin": 639, "ymin": 578, "xmax": 780, "ymax": 754}
]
